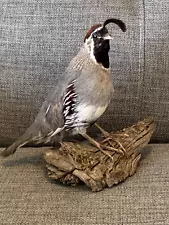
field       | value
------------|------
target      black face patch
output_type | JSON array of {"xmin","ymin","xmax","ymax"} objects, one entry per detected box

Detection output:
[
  {"xmin": 93, "ymin": 38, "xmax": 110, "ymax": 69},
  {"xmin": 92, "ymin": 27, "xmax": 110, "ymax": 68}
]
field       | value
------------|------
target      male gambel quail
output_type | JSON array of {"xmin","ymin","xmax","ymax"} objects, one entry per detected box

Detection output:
[{"xmin": 1, "ymin": 18, "xmax": 126, "ymax": 158}]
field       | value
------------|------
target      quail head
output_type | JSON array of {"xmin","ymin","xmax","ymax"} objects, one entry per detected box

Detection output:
[{"xmin": 1, "ymin": 18, "xmax": 126, "ymax": 158}]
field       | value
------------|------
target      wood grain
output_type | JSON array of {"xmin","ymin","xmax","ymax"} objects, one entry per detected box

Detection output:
[{"xmin": 44, "ymin": 117, "xmax": 156, "ymax": 191}]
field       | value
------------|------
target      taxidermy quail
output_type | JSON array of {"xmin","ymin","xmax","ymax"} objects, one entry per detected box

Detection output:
[{"xmin": 1, "ymin": 18, "xmax": 126, "ymax": 158}]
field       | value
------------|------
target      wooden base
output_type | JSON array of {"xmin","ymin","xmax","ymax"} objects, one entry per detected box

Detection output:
[{"xmin": 44, "ymin": 117, "xmax": 156, "ymax": 192}]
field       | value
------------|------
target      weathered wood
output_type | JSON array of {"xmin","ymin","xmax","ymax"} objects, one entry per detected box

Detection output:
[{"xmin": 44, "ymin": 117, "xmax": 156, "ymax": 192}]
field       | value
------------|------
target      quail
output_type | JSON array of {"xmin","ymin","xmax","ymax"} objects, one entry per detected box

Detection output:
[{"xmin": 1, "ymin": 18, "xmax": 126, "ymax": 158}]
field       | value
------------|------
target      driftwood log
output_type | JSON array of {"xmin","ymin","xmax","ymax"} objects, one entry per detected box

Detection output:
[{"xmin": 44, "ymin": 117, "xmax": 156, "ymax": 192}]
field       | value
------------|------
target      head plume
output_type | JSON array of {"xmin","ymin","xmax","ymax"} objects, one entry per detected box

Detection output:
[
  {"xmin": 84, "ymin": 18, "xmax": 126, "ymax": 42},
  {"xmin": 103, "ymin": 18, "xmax": 127, "ymax": 32}
]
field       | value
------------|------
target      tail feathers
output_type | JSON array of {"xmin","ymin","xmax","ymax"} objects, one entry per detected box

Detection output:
[{"xmin": 1, "ymin": 135, "xmax": 31, "ymax": 158}]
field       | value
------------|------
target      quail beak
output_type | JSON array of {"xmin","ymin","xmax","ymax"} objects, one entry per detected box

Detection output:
[{"xmin": 103, "ymin": 33, "xmax": 113, "ymax": 40}]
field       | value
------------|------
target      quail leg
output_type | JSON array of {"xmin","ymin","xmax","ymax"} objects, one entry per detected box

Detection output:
[
  {"xmin": 79, "ymin": 132, "xmax": 114, "ymax": 160},
  {"xmin": 94, "ymin": 123, "xmax": 109, "ymax": 137}
]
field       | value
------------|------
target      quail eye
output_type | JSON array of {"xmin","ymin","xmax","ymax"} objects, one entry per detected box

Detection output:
[{"xmin": 92, "ymin": 33, "xmax": 97, "ymax": 38}]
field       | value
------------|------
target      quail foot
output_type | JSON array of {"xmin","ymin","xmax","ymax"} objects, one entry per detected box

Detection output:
[{"xmin": 1, "ymin": 18, "xmax": 126, "ymax": 158}]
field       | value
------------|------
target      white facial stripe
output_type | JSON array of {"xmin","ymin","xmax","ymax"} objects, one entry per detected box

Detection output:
[
  {"xmin": 92, "ymin": 26, "xmax": 103, "ymax": 33},
  {"xmin": 103, "ymin": 34, "xmax": 113, "ymax": 40},
  {"xmin": 90, "ymin": 39, "xmax": 97, "ymax": 63},
  {"xmin": 84, "ymin": 38, "xmax": 97, "ymax": 63}
]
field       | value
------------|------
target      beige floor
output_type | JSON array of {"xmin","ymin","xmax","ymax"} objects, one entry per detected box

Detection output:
[{"xmin": 0, "ymin": 144, "xmax": 169, "ymax": 225}]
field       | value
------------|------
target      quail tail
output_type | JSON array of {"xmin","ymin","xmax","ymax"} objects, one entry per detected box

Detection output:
[{"xmin": 1, "ymin": 126, "xmax": 36, "ymax": 158}]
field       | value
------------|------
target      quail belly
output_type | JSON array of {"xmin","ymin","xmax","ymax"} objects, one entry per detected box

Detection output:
[{"xmin": 76, "ymin": 104, "xmax": 108, "ymax": 124}]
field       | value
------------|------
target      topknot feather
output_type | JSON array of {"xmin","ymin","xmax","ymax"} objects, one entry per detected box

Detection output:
[{"xmin": 84, "ymin": 24, "xmax": 102, "ymax": 42}]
